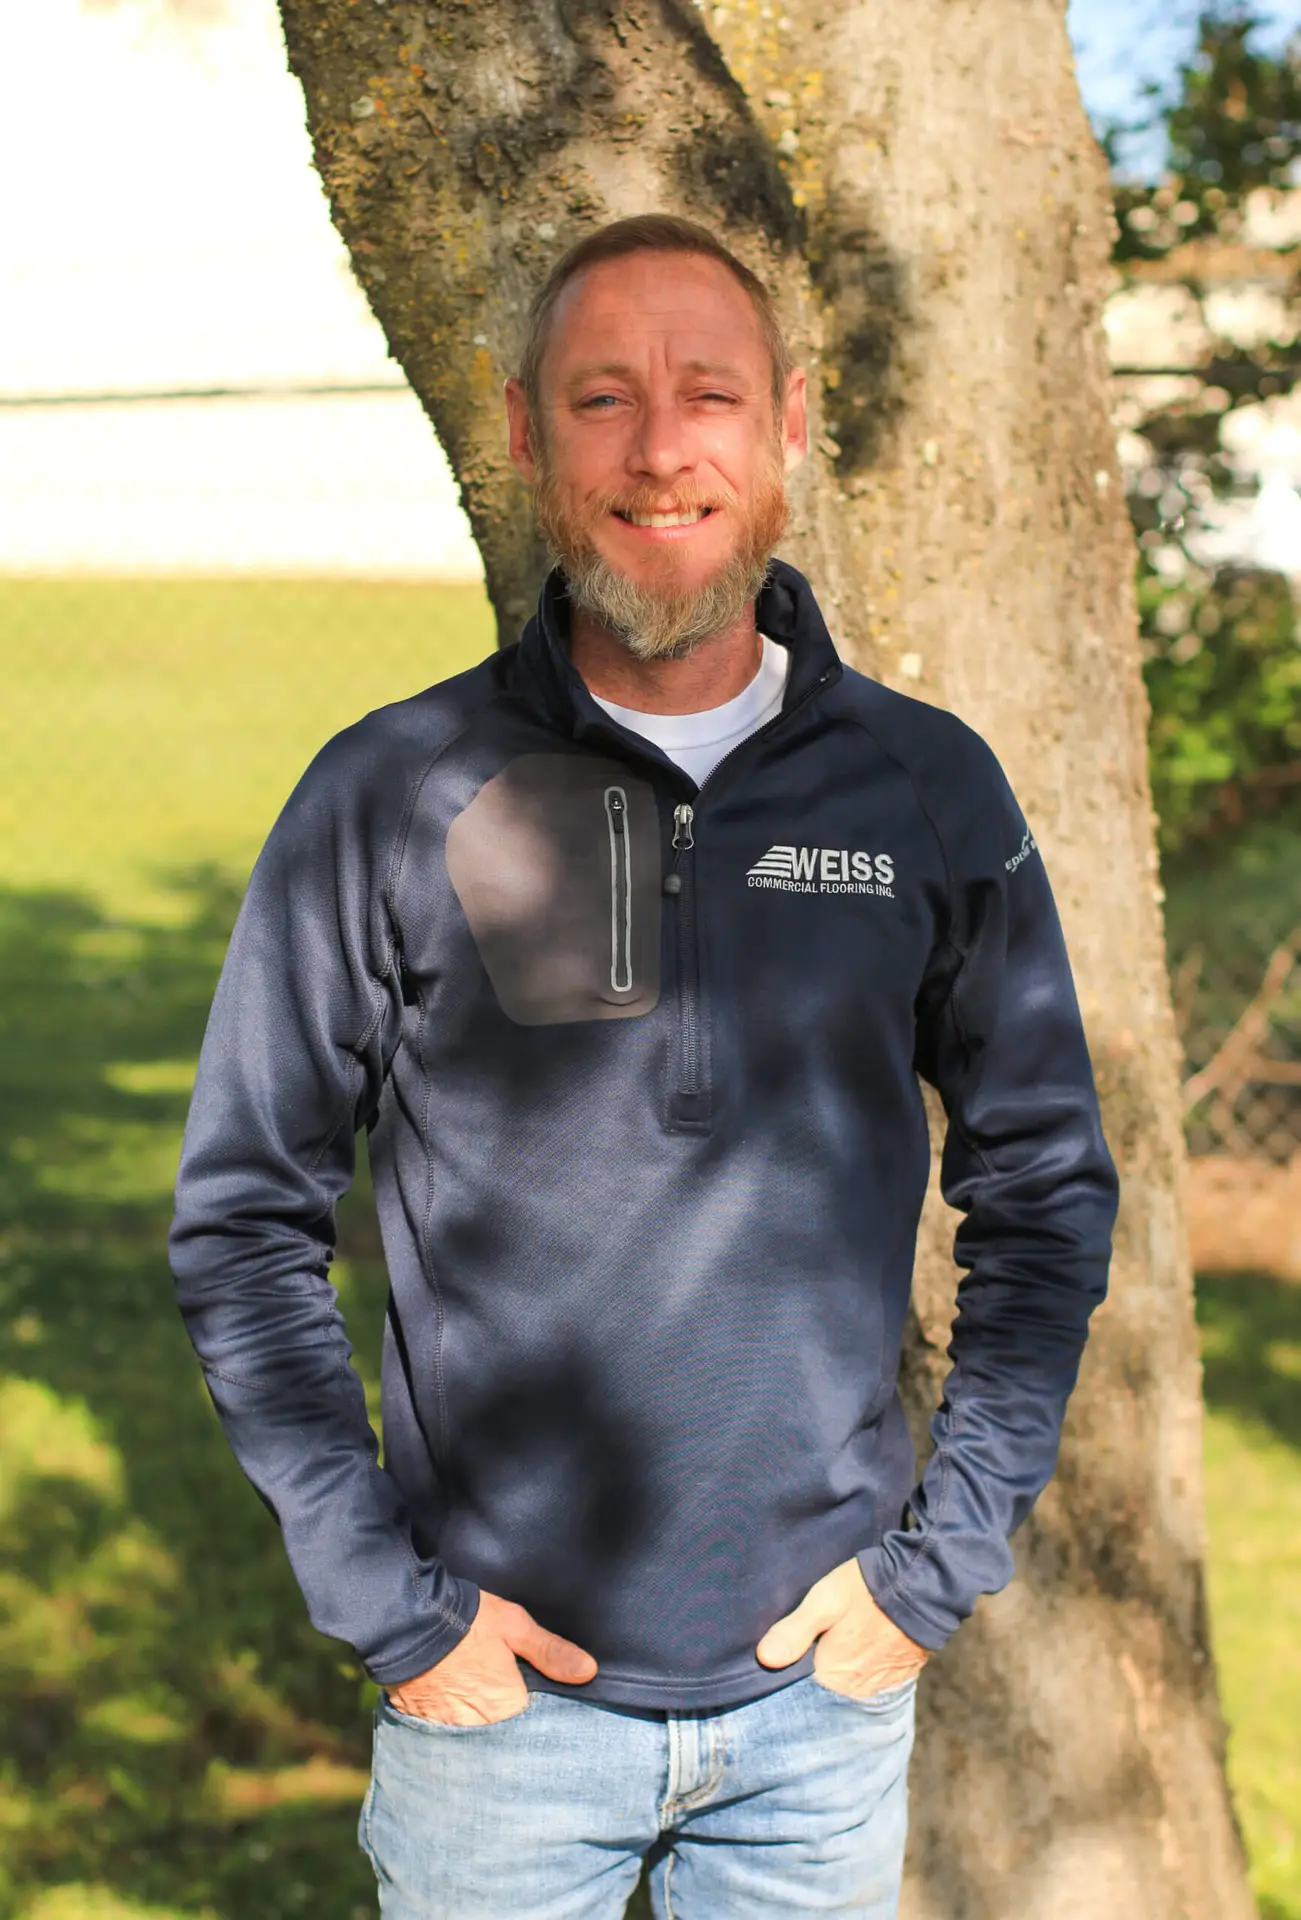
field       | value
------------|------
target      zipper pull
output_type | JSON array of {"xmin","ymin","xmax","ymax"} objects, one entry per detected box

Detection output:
[
  {"xmin": 672, "ymin": 803, "xmax": 695, "ymax": 851},
  {"xmin": 608, "ymin": 789, "xmax": 626, "ymax": 834}
]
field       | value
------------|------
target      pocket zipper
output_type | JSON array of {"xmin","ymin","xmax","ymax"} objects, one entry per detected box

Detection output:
[
  {"xmin": 669, "ymin": 803, "xmax": 701, "ymax": 1107},
  {"xmin": 605, "ymin": 787, "xmax": 633, "ymax": 993}
]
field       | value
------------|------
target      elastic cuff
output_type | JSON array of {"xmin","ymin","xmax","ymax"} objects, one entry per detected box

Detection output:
[
  {"xmin": 856, "ymin": 1547, "xmax": 956, "ymax": 1654},
  {"xmin": 363, "ymin": 1581, "xmax": 481, "ymax": 1687}
]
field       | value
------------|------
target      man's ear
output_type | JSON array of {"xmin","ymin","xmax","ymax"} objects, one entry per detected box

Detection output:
[
  {"xmin": 781, "ymin": 366, "xmax": 808, "ymax": 476},
  {"xmin": 505, "ymin": 377, "xmax": 538, "ymax": 483}
]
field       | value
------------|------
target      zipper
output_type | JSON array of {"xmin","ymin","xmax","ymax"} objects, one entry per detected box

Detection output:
[
  {"xmin": 604, "ymin": 786, "xmax": 633, "ymax": 993},
  {"xmin": 670, "ymin": 803, "xmax": 701, "ymax": 1113},
  {"xmin": 662, "ymin": 667, "xmax": 839, "ymax": 1128},
  {"xmin": 685, "ymin": 663, "xmax": 838, "ymax": 806}
]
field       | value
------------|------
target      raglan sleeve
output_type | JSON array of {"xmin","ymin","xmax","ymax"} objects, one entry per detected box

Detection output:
[
  {"xmin": 856, "ymin": 734, "xmax": 1119, "ymax": 1650},
  {"xmin": 168, "ymin": 733, "xmax": 480, "ymax": 1685}
]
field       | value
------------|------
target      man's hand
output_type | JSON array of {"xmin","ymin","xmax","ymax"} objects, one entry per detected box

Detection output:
[
  {"xmin": 755, "ymin": 1558, "xmax": 928, "ymax": 1700},
  {"xmin": 387, "ymin": 1590, "xmax": 597, "ymax": 1726}
]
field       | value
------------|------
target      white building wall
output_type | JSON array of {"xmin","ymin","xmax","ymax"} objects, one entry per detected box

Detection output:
[{"xmin": 1, "ymin": 0, "xmax": 1295, "ymax": 579}]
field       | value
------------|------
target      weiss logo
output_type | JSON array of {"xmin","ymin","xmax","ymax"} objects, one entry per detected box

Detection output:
[{"xmin": 747, "ymin": 846, "xmax": 896, "ymax": 896}]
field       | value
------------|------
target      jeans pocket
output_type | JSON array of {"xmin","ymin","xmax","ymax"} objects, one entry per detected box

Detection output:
[
  {"xmin": 379, "ymin": 1690, "xmax": 539, "ymax": 1733},
  {"xmin": 807, "ymin": 1671, "xmax": 919, "ymax": 1712}
]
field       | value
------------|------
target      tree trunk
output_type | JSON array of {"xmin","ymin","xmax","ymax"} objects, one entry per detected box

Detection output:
[
  {"xmin": 275, "ymin": 0, "xmax": 845, "ymax": 643},
  {"xmin": 275, "ymin": 1, "xmax": 1254, "ymax": 1911}
]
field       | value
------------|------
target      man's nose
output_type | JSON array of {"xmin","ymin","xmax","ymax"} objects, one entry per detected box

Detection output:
[{"xmin": 628, "ymin": 394, "xmax": 694, "ymax": 483}]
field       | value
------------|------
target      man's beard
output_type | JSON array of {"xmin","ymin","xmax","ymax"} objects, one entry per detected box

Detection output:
[{"xmin": 532, "ymin": 452, "xmax": 789, "ymax": 664}]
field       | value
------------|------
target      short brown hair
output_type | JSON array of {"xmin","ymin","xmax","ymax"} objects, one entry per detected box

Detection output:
[{"xmin": 517, "ymin": 214, "xmax": 793, "ymax": 420}]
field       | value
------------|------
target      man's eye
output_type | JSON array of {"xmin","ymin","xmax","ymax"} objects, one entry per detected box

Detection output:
[{"xmin": 579, "ymin": 395, "xmax": 621, "ymax": 410}]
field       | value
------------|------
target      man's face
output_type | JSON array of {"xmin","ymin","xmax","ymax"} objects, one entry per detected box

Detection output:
[{"xmin": 506, "ymin": 251, "xmax": 807, "ymax": 661}]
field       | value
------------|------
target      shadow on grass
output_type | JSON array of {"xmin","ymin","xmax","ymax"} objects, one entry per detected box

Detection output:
[
  {"xmin": 1197, "ymin": 1270, "xmax": 1301, "ymax": 1455},
  {"xmin": 0, "ymin": 872, "xmax": 388, "ymax": 1920},
  {"xmin": 3, "ymin": 870, "xmax": 1290, "ymax": 1920}
]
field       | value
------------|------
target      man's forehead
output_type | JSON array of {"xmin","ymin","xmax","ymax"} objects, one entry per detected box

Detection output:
[{"xmin": 547, "ymin": 255, "xmax": 765, "ymax": 362}]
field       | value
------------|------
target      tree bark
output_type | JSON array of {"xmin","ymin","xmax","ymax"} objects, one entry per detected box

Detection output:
[
  {"xmin": 275, "ymin": 1, "xmax": 1254, "ymax": 1912},
  {"xmin": 275, "ymin": 0, "xmax": 845, "ymax": 644}
]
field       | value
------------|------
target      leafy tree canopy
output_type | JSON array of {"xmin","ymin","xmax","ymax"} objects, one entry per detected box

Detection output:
[{"xmin": 1101, "ymin": 10, "xmax": 1301, "ymax": 865}]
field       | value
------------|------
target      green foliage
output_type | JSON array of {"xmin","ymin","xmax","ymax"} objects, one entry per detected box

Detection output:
[
  {"xmin": 1112, "ymin": 10, "xmax": 1301, "ymax": 270},
  {"xmin": 1141, "ymin": 561, "xmax": 1301, "ymax": 856},
  {"xmin": 1100, "ymin": 10, "xmax": 1301, "ymax": 864},
  {"xmin": 1163, "ymin": 811, "xmax": 1301, "ymax": 958}
]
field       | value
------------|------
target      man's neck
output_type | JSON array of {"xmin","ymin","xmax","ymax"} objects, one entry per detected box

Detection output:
[{"xmin": 570, "ymin": 604, "xmax": 764, "ymax": 716}]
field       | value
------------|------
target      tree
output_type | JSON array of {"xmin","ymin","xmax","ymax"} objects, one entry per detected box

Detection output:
[
  {"xmin": 1107, "ymin": 9, "xmax": 1301, "ymax": 864},
  {"xmin": 273, "ymin": 2, "xmax": 1255, "ymax": 1912}
]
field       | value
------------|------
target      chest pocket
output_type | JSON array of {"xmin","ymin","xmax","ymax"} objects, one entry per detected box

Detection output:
[{"xmin": 445, "ymin": 753, "xmax": 662, "ymax": 1026}]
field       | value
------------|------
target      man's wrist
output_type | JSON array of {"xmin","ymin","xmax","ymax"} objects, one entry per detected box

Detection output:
[
  {"xmin": 363, "ymin": 1582, "xmax": 482, "ymax": 1689},
  {"xmin": 855, "ymin": 1547, "xmax": 952, "ymax": 1654}
]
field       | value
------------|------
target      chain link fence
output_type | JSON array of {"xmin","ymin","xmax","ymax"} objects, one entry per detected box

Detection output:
[
  {"xmin": 1170, "ymin": 869, "xmax": 1301, "ymax": 1281},
  {"xmin": 1177, "ymin": 928, "xmax": 1301, "ymax": 1164},
  {"xmin": 0, "ymin": 387, "xmax": 1297, "ymax": 1920},
  {"xmin": 2, "ymin": 384, "xmax": 1299, "ymax": 1259}
]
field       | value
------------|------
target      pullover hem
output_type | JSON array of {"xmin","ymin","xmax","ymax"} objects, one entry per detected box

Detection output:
[{"xmin": 521, "ymin": 1650, "xmax": 817, "ymax": 1714}]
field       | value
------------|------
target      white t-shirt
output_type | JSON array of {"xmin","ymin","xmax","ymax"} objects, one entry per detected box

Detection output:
[{"xmin": 591, "ymin": 635, "xmax": 791, "ymax": 787}]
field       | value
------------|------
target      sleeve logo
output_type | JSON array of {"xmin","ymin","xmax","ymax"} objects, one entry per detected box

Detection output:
[{"xmin": 1004, "ymin": 829, "xmax": 1038, "ymax": 875}]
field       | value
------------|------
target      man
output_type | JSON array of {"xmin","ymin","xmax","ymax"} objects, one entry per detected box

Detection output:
[{"xmin": 171, "ymin": 215, "xmax": 1118, "ymax": 1917}]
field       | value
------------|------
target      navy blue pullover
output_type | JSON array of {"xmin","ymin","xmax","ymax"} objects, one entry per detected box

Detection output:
[{"xmin": 170, "ymin": 561, "xmax": 1117, "ymax": 1709}]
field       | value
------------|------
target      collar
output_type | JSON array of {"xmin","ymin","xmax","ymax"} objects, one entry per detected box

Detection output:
[{"xmin": 512, "ymin": 557, "xmax": 843, "ymax": 741}]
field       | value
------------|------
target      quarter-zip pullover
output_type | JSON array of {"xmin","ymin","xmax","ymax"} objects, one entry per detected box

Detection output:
[{"xmin": 170, "ymin": 561, "xmax": 1118, "ymax": 1709}]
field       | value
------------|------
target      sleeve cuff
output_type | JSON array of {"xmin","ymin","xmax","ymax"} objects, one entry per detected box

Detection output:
[
  {"xmin": 856, "ymin": 1544, "xmax": 960, "ymax": 1654},
  {"xmin": 363, "ymin": 1579, "xmax": 481, "ymax": 1687}
]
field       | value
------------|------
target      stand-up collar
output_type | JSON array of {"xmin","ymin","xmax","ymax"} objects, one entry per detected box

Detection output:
[{"xmin": 513, "ymin": 558, "xmax": 842, "ymax": 737}]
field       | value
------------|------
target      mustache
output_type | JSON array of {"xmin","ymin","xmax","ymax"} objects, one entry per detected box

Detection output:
[
  {"xmin": 528, "ymin": 439, "xmax": 789, "ymax": 662},
  {"xmin": 588, "ymin": 479, "xmax": 740, "ymax": 520}
]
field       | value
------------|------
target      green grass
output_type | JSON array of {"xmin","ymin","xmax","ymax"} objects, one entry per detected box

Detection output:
[
  {"xmin": 0, "ymin": 579, "xmax": 492, "ymax": 1920},
  {"xmin": 1199, "ymin": 1275, "xmax": 1301, "ymax": 1918},
  {"xmin": 0, "ymin": 578, "xmax": 1296, "ymax": 1918},
  {"xmin": 0, "ymin": 577, "xmax": 494, "ymax": 922}
]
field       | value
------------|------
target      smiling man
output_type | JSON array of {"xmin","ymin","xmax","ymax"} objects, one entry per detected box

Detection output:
[{"xmin": 171, "ymin": 216, "xmax": 1118, "ymax": 1917}]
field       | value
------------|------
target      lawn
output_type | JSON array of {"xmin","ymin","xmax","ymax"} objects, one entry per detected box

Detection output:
[
  {"xmin": 0, "ymin": 577, "xmax": 495, "ymax": 924},
  {"xmin": 0, "ymin": 578, "xmax": 1296, "ymax": 1919}
]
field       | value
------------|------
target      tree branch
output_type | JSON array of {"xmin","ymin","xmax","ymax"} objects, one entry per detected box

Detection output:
[{"xmin": 1183, "ymin": 929, "xmax": 1300, "ymax": 1113}]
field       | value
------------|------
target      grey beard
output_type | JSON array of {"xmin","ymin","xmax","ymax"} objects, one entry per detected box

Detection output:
[{"xmin": 559, "ymin": 542, "xmax": 775, "ymax": 664}]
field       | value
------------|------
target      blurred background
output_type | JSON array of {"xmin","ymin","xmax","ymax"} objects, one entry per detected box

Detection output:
[{"xmin": 0, "ymin": 2, "xmax": 1297, "ymax": 1916}]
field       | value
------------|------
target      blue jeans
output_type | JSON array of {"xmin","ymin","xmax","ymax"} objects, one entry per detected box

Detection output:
[{"xmin": 359, "ymin": 1672, "xmax": 916, "ymax": 1917}]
